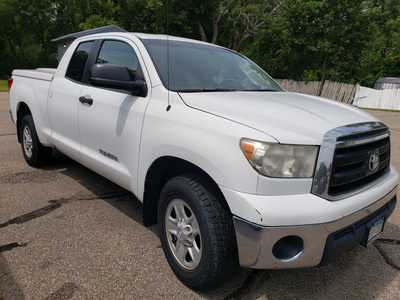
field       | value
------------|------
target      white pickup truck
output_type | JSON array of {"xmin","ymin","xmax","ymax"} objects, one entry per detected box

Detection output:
[{"xmin": 8, "ymin": 32, "xmax": 399, "ymax": 290}]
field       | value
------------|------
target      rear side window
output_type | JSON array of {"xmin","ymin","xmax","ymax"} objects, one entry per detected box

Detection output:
[
  {"xmin": 96, "ymin": 40, "xmax": 142, "ymax": 80},
  {"xmin": 66, "ymin": 41, "xmax": 94, "ymax": 82}
]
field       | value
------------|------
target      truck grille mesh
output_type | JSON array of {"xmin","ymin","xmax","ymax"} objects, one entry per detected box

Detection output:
[{"xmin": 328, "ymin": 133, "xmax": 390, "ymax": 196}]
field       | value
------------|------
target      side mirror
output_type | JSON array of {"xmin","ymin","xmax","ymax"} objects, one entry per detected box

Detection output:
[{"xmin": 90, "ymin": 64, "xmax": 147, "ymax": 97}]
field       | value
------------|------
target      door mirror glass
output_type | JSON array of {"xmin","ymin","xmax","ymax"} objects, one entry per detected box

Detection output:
[{"xmin": 90, "ymin": 64, "xmax": 147, "ymax": 97}]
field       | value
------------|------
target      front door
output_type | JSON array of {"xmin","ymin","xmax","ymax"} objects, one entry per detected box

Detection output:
[{"xmin": 77, "ymin": 39, "xmax": 149, "ymax": 191}]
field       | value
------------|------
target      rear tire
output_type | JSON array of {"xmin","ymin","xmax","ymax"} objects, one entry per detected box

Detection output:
[
  {"xmin": 158, "ymin": 174, "xmax": 239, "ymax": 291},
  {"xmin": 19, "ymin": 115, "xmax": 52, "ymax": 167}
]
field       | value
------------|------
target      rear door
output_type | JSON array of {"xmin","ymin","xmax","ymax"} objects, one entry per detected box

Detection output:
[
  {"xmin": 77, "ymin": 38, "xmax": 150, "ymax": 191},
  {"xmin": 48, "ymin": 41, "xmax": 95, "ymax": 161}
]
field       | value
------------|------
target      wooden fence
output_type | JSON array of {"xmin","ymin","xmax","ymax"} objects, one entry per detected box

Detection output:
[{"xmin": 277, "ymin": 79, "xmax": 358, "ymax": 104}]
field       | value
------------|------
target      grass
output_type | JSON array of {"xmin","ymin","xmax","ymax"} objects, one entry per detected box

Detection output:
[{"xmin": 0, "ymin": 80, "xmax": 7, "ymax": 92}]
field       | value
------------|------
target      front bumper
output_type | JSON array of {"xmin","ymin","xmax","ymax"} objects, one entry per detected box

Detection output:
[{"xmin": 233, "ymin": 186, "xmax": 397, "ymax": 269}]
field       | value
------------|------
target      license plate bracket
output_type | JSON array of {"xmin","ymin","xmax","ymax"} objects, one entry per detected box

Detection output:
[{"xmin": 367, "ymin": 218, "xmax": 385, "ymax": 244}]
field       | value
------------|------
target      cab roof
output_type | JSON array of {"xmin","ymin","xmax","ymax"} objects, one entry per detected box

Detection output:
[{"xmin": 52, "ymin": 25, "xmax": 220, "ymax": 48}]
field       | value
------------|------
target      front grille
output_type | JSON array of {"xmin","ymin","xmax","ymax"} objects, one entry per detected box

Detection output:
[{"xmin": 328, "ymin": 134, "xmax": 390, "ymax": 196}]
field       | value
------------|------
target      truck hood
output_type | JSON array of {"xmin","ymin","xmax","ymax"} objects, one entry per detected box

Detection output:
[{"xmin": 178, "ymin": 91, "xmax": 377, "ymax": 145}]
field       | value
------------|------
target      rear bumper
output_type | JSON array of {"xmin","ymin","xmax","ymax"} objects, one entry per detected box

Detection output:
[{"xmin": 233, "ymin": 186, "xmax": 397, "ymax": 269}]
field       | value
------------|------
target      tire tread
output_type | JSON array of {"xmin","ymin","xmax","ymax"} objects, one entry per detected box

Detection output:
[{"xmin": 159, "ymin": 174, "xmax": 238, "ymax": 290}]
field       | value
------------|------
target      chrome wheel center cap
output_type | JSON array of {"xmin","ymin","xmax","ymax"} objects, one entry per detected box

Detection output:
[{"xmin": 177, "ymin": 219, "xmax": 194, "ymax": 246}]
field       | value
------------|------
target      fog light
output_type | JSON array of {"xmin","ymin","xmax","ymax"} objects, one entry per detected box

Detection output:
[{"xmin": 272, "ymin": 236, "xmax": 304, "ymax": 261}]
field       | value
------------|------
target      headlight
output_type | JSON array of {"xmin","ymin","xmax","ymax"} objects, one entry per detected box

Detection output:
[{"xmin": 240, "ymin": 138, "xmax": 319, "ymax": 178}]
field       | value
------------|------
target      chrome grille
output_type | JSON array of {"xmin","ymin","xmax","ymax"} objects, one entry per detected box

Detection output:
[
  {"xmin": 312, "ymin": 122, "xmax": 391, "ymax": 201},
  {"xmin": 329, "ymin": 135, "xmax": 390, "ymax": 196}
]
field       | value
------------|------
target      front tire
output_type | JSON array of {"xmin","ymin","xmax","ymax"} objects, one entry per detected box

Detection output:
[
  {"xmin": 19, "ymin": 115, "xmax": 52, "ymax": 167},
  {"xmin": 158, "ymin": 174, "xmax": 238, "ymax": 291}
]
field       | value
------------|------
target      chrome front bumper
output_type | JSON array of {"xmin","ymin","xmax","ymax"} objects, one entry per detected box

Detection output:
[{"xmin": 233, "ymin": 186, "xmax": 397, "ymax": 269}]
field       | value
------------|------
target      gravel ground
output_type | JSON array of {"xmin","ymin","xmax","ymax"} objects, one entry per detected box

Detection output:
[{"xmin": 0, "ymin": 92, "xmax": 399, "ymax": 299}]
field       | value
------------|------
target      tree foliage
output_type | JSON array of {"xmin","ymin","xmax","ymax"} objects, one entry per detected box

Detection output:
[{"xmin": 0, "ymin": 0, "xmax": 399, "ymax": 86}]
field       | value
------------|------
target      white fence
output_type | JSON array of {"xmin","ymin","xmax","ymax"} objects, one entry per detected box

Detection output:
[
  {"xmin": 278, "ymin": 79, "xmax": 400, "ymax": 111},
  {"xmin": 354, "ymin": 86, "xmax": 400, "ymax": 111}
]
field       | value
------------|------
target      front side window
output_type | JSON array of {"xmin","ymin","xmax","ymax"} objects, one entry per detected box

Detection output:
[
  {"xmin": 142, "ymin": 39, "xmax": 282, "ymax": 92},
  {"xmin": 96, "ymin": 40, "xmax": 142, "ymax": 80},
  {"xmin": 66, "ymin": 41, "xmax": 94, "ymax": 82}
]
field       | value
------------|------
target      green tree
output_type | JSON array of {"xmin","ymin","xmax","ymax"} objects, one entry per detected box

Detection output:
[
  {"xmin": 359, "ymin": 0, "xmax": 400, "ymax": 85},
  {"xmin": 247, "ymin": 0, "xmax": 373, "ymax": 84},
  {"xmin": 79, "ymin": 0, "xmax": 120, "ymax": 29},
  {"xmin": 0, "ymin": 0, "xmax": 399, "ymax": 86}
]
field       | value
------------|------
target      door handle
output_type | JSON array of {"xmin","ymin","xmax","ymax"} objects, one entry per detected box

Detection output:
[{"xmin": 79, "ymin": 96, "xmax": 93, "ymax": 106}]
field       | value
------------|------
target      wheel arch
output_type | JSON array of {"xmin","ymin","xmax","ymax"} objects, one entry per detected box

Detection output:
[{"xmin": 142, "ymin": 156, "xmax": 231, "ymax": 226}]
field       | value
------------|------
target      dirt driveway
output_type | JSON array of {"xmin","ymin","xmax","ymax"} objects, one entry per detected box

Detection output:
[{"xmin": 0, "ymin": 92, "xmax": 399, "ymax": 299}]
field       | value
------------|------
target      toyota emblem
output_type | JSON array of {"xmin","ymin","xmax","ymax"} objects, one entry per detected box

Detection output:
[{"xmin": 368, "ymin": 150, "xmax": 380, "ymax": 172}]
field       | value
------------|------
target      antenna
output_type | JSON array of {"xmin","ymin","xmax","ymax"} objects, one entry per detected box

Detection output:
[{"xmin": 166, "ymin": 0, "xmax": 171, "ymax": 111}]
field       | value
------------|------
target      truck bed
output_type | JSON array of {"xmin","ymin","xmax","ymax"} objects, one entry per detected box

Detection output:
[
  {"xmin": 12, "ymin": 68, "xmax": 56, "ymax": 81},
  {"xmin": 9, "ymin": 68, "xmax": 55, "ymax": 146}
]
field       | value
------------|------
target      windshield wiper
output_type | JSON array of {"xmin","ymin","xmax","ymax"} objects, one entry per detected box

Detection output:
[{"xmin": 177, "ymin": 88, "xmax": 238, "ymax": 93}]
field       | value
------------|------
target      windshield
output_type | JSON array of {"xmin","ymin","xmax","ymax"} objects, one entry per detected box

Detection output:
[{"xmin": 141, "ymin": 39, "xmax": 282, "ymax": 92}]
